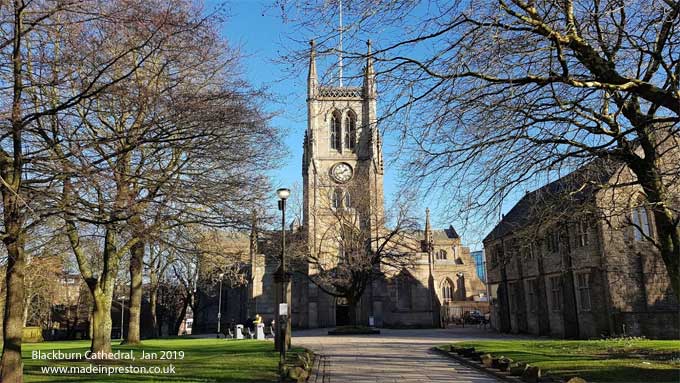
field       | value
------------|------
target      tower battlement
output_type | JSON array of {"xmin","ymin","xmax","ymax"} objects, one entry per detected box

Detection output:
[{"xmin": 317, "ymin": 86, "xmax": 363, "ymax": 99}]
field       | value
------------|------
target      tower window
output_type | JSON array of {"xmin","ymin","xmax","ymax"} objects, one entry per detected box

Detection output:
[
  {"xmin": 344, "ymin": 191, "xmax": 351, "ymax": 209},
  {"xmin": 331, "ymin": 188, "xmax": 353, "ymax": 210},
  {"xmin": 436, "ymin": 249, "xmax": 447, "ymax": 260},
  {"xmin": 332, "ymin": 188, "xmax": 343, "ymax": 210},
  {"xmin": 330, "ymin": 112, "xmax": 341, "ymax": 153},
  {"xmin": 344, "ymin": 112, "xmax": 356, "ymax": 152}
]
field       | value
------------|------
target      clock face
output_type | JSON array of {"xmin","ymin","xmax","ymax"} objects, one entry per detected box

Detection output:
[{"xmin": 331, "ymin": 163, "xmax": 353, "ymax": 183}]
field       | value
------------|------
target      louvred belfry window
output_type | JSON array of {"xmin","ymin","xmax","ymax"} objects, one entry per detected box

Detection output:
[
  {"xmin": 344, "ymin": 111, "xmax": 356, "ymax": 151},
  {"xmin": 330, "ymin": 112, "xmax": 341, "ymax": 152}
]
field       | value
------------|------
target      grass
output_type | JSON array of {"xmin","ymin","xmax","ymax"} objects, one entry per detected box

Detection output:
[
  {"xmin": 21, "ymin": 338, "xmax": 282, "ymax": 382},
  {"xmin": 439, "ymin": 338, "xmax": 680, "ymax": 383}
]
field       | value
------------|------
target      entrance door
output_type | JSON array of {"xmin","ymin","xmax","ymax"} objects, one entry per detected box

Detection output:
[{"xmin": 335, "ymin": 299, "xmax": 350, "ymax": 326}]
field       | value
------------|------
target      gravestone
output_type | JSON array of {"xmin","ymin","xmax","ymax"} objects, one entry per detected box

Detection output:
[
  {"xmin": 256, "ymin": 323, "xmax": 265, "ymax": 340},
  {"xmin": 236, "ymin": 324, "xmax": 244, "ymax": 339}
]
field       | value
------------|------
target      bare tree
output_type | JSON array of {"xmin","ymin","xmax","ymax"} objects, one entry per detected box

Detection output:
[
  {"xmin": 289, "ymin": 181, "xmax": 419, "ymax": 325},
  {"xmin": 46, "ymin": 0, "xmax": 281, "ymax": 352},
  {"xmin": 277, "ymin": 0, "xmax": 680, "ymax": 299},
  {"xmin": 0, "ymin": 0, "xmax": 214, "ymax": 378},
  {"xmin": 146, "ymin": 240, "xmax": 175, "ymax": 338}
]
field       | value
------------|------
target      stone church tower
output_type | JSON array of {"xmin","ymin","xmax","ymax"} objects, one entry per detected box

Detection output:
[
  {"xmin": 299, "ymin": 40, "xmax": 384, "ymax": 327},
  {"xmin": 192, "ymin": 42, "xmax": 488, "ymax": 333}
]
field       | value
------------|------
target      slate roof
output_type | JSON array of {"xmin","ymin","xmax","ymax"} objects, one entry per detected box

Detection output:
[
  {"xmin": 483, "ymin": 159, "xmax": 621, "ymax": 243},
  {"xmin": 413, "ymin": 225, "xmax": 461, "ymax": 241},
  {"xmin": 433, "ymin": 225, "xmax": 460, "ymax": 240}
]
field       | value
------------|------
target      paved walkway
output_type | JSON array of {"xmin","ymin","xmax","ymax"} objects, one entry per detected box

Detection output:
[{"xmin": 292, "ymin": 327, "xmax": 525, "ymax": 383}]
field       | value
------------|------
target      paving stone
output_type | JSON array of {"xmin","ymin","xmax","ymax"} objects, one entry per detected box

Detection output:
[{"xmin": 293, "ymin": 327, "xmax": 515, "ymax": 382}]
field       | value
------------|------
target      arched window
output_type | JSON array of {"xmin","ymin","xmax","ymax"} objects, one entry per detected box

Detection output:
[
  {"xmin": 330, "ymin": 112, "xmax": 341, "ymax": 153},
  {"xmin": 332, "ymin": 188, "xmax": 343, "ymax": 210},
  {"xmin": 436, "ymin": 249, "xmax": 447, "ymax": 260},
  {"xmin": 344, "ymin": 111, "xmax": 356, "ymax": 151},
  {"xmin": 441, "ymin": 279, "xmax": 453, "ymax": 303},
  {"xmin": 632, "ymin": 205, "xmax": 651, "ymax": 241},
  {"xmin": 344, "ymin": 191, "xmax": 351, "ymax": 209}
]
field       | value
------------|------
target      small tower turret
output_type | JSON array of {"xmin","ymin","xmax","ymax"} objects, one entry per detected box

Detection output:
[
  {"xmin": 363, "ymin": 40, "xmax": 376, "ymax": 99},
  {"xmin": 307, "ymin": 40, "xmax": 318, "ymax": 100},
  {"xmin": 423, "ymin": 208, "xmax": 434, "ymax": 253}
]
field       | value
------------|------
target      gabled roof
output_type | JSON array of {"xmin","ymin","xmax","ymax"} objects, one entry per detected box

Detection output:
[
  {"xmin": 433, "ymin": 225, "xmax": 459, "ymax": 240},
  {"xmin": 483, "ymin": 159, "xmax": 621, "ymax": 243},
  {"xmin": 414, "ymin": 225, "xmax": 461, "ymax": 242}
]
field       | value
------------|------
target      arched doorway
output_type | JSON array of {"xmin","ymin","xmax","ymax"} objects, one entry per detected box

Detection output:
[{"xmin": 335, "ymin": 297, "xmax": 350, "ymax": 326}]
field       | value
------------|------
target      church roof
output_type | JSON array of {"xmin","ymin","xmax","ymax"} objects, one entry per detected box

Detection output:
[
  {"xmin": 432, "ymin": 226, "xmax": 459, "ymax": 240},
  {"xmin": 483, "ymin": 158, "xmax": 621, "ymax": 243},
  {"xmin": 414, "ymin": 225, "xmax": 460, "ymax": 242}
]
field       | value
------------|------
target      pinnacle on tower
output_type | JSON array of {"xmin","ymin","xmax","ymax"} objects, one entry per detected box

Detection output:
[
  {"xmin": 249, "ymin": 211, "xmax": 258, "ymax": 257},
  {"xmin": 308, "ymin": 39, "xmax": 317, "ymax": 100},
  {"xmin": 363, "ymin": 39, "xmax": 376, "ymax": 99},
  {"xmin": 423, "ymin": 208, "xmax": 433, "ymax": 252}
]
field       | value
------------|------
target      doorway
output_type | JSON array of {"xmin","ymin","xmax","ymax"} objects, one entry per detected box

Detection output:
[{"xmin": 335, "ymin": 298, "xmax": 350, "ymax": 326}]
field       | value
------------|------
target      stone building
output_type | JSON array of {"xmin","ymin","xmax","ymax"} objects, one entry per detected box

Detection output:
[
  {"xmin": 194, "ymin": 40, "xmax": 487, "ymax": 331},
  {"xmin": 484, "ymin": 157, "xmax": 680, "ymax": 339},
  {"xmin": 194, "ymin": 215, "xmax": 487, "ymax": 331}
]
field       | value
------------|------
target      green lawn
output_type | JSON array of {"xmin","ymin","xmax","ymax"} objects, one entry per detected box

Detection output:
[
  {"xmin": 22, "ymin": 338, "xmax": 281, "ymax": 382},
  {"xmin": 441, "ymin": 339, "xmax": 680, "ymax": 383}
]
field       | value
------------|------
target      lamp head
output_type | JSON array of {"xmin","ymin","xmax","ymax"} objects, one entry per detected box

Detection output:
[
  {"xmin": 276, "ymin": 188, "xmax": 291, "ymax": 200},
  {"xmin": 219, "ymin": 273, "xmax": 224, "ymax": 279}
]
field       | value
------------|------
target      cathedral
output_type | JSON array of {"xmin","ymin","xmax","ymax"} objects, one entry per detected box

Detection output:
[{"xmin": 193, "ymin": 40, "xmax": 487, "ymax": 332}]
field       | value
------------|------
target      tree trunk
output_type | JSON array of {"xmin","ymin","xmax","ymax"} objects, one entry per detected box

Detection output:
[
  {"xmin": 22, "ymin": 294, "xmax": 29, "ymax": 328},
  {"xmin": 125, "ymin": 240, "xmax": 144, "ymax": 344},
  {"xmin": 149, "ymin": 284, "xmax": 159, "ymax": 338},
  {"xmin": 173, "ymin": 298, "xmax": 189, "ymax": 336},
  {"xmin": 629, "ymin": 156, "xmax": 680, "ymax": 300},
  {"xmin": 1, "ymin": 236, "xmax": 26, "ymax": 383},
  {"xmin": 649, "ymin": 197, "xmax": 680, "ymax": 299},
  {"xmin": 91, "ymin": 289, "xmax": 113, "ymax": 353},
  {"xmin": 1, "ymin": 3, "xmax": 26, "ymax": 381}
]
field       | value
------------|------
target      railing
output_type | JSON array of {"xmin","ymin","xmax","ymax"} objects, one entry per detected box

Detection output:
[{"xmin": 440, "ymin": 301, "xmax": 490, "ymax": 327}]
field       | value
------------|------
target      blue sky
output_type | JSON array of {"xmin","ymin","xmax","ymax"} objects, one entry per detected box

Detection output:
[{"xmin": 209, "ymin": 1, "xmax": 492, "ymax": 250}]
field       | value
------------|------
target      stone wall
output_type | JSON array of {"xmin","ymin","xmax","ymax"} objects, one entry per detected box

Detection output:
[{"xmin": 485, "ymin": 159, "xmax": 679, "ymax": 339}]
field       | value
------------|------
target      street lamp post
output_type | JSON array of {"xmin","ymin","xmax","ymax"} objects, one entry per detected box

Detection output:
[
  {"xmin": 217, "ymin": 273, "xmax": 224, "ymax": 338},
  {"xmin": 275, "ymin": 187, "xmax": 290, "ymax": 370}
]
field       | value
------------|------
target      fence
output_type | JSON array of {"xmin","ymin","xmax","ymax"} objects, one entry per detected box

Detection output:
[{"xmin": 440, "ymin": 301, "xmax": 490, "ymax": 327}]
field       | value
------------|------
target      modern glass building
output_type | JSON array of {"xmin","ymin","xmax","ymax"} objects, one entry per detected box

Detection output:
[{"xmin": 471, "ymin": 250, "xmax": 486, "ymax": 283}]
